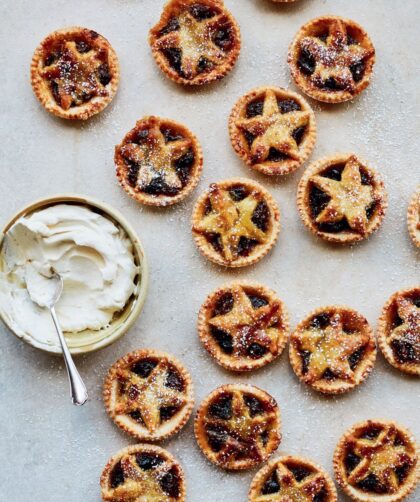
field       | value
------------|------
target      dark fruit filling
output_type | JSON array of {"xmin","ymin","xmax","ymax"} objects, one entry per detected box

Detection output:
[
  {"xmin": 347, "ymin": 35, "xmax": 358, "ymax": 45},
  {"xmin": 350, "ymin": 60, "xmax": 366, "ymax": 82},
  {"xmin": 44, "ymin": 53, "xmax": 58, "ymax": 66},
  {"xmin": 207, "ymin": 232, "xmax": 223, "ymax": 254},
  {"xmin": 212, "ymin": 25, "xmax": 234, "ymax": 51},
  {"xmin": 211, "ymin": 327, "xmax": 234, "ymax": 354},
  {"xmin": 345, "ymin": 451, "xmax": 361, "ymax": 474},
  {"xmin": 129, "ymin": 411, "xmax": 144, "ymax": 424},
  {"xmin": 357, "ymin": 473, "xmax": 386, "ymax": 494},
  {"xmin": 243, "ymin": 130, "xmax": 256, "ymax": 148},
  {"xmin": 136, "ymin": 453, "xmax": 164, "ymax": 471},
  {"xmin": 252, "ymin": 201, "xmax": 269, "ymax": 231},
  {"xmin": 298, "ymin": 48, "xmax": 316, "ymax": 75},
  {"xmin": 97, "ymin": 62, "xmax": 111, "ymax": 86},
  {"xmin": 395, "ymin": 463, "xmax": 411, "ymax": 484},
  {"xmin": 309, "ymin": 186, "xmax": 331, "ymax": 217},
  {"xmin": 190, "ymin": 4, "xmax": 216, "ymax": 20},
  {"xmin": 166, "ymin": 369, "xmax": 184, "ymax": 391},
  {"xmin": 159, "ymin": 17, "xmax": 180, "ymax": 36},
  {"xmin": 248, "ymin": 343, "xmax": 268, "ymax": 359},
  {"xmin": 322, "ymin": 368, "xmax": 335, "ymax": 380},
  {"xmin": 160, "ymin": 406, "xmax": 178, "ymax": 422},
  {"xmin": 142, "ymin": 175, "xmax": 180, "ymax": 196},
  {"xmin": 262, "ymin": 471, "xmax": 280, "ymax": 494},
  {"xmin": 126, "ymin": 161, "xmax": 140, "ymax": 187},
  {"xmin": 348, "ymin": 346, "xmax": 365, "ymax": 371},
  {"xmin": 292, "ymin": 126, "xmax": 306, "ymax": 145},
  {"xmin": 213, "ymin": 292, "xmax": 234, "ymax": 316},
  {"xmin": 197, "ymin": 56, "xmax": 214, "ymax": 73},
  {"xmin": 360, "ymin": 427, "xmax": 381, "ymax": 440},
  {"xmin": 322, "ymin": 164, "xmax": 344, "ymax": 181},
  {"xmin": 134, "ymin": 129, "xmax": 149, "ymax": 144},
  {"xmin": 322, "ymin": 77, "xmax": 346, "ymax": 91},
  {"xmin": 237, "ymin": 236, "xmax": 258, "ymax": 256},
  {"xmin": 75, "ymin": 40, "xmax": 91, "ymax": 53},
  {"xmin": 311, "ymin": 313, "xmax": 330, "ymax": 329},
  {"xmin": 174, "ymin": 149, "xmax": 195, "ymax": 185},
  {"xmin": 131, "ymin": 359, "xmax": 158, "ymax": 378},
  {"xmin": 209, "ymin": 395, "xmax": 233, "ymax": 420},
  {"xmin": 161, "ymin": 127, "xmax": 183, "ymax": 143},
  {"xmin": 229, "ymin": 185, "xmax": 249, "ymax": 201},
  {"xmin": 206, "ymin": 423, "xmax": 228, "ymax": 451},
  {"xmin": 128, "ymin": 385, "xmax": 140, "ymax": 400},
  {"xmin": 266, "ymin": 148, "xmax": 289, "ymax": 162},
  {"xmin": 300, "ymin": 350, "xmax": 311, "ymax": 374},
  {"xmin": 162, "ymin": 47, "xmax": 184, "ymax": 76},
  {"xmin": 244, "ymin": 395, "xmax": 264, "ymax": 416},
  {"xmin": 110, "ymin": 461, "xmax": 125, "ymax": 488},
  {"xmin": 246, "ymin": 99, "xmax": 264, "ymax": 118},
  {"xmin": 391, "ymin": 338, "xmax": 418, "ymax": 364},
  {"xmin": 413, "ymin": 298, "xmax": 420, "ymax": 308},
  {"xmin": 318, "ymin": 33, "xmax": 329, "ymax": 43},
  {"xmin": 365, "ymin": 201, "xmax": 376, "ymax": 220},
  {"xmin": 289, "ymin": 465, "xmax": 312, "ymax": 481},
  {"xmin": 360, "ymin": 169, "xmax": 371, "ymax": 185},
  {"xmin": 278, "ymin": 99, "xmax": 301, "ymax": 114},
  {"xmin": 160, "ymin": 468, "xmax": 180, "ymax": 498},
  {"xmin": 247, "ymin": 294, "xmax": 269, "ymax": 309},
  {"xmin": 318, "ymin": 220, "xmax": 351, "ymax": 233}
]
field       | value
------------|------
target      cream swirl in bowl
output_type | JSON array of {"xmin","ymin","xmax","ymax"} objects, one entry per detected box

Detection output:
[{"xmin": 0, "ymin": 196, "xmax": 147, "ymax": 354}]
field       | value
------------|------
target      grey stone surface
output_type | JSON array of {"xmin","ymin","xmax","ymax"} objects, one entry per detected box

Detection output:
[{"xmin": 0, "ymin": 0, "xmax": 419, "ymax": 500}]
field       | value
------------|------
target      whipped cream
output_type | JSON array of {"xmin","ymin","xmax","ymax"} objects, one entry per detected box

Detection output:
[{"xmin": 0, "ymin": 204, "xmax": 138, "ymax": 345}]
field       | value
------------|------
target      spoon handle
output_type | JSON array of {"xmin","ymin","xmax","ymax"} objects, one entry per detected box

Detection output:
[{"xmin": 50, "ymin": 307, "xmax": 88, "ymax": 406}]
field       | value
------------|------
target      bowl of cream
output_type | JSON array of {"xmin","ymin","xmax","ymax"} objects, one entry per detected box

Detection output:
[{"xmin": 0, "ymin": 195, "xmax": 148, "ymax": 354}]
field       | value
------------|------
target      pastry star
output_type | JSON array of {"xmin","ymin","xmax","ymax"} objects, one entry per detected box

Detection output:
[
  {"xmin": 311, "ymin": 155, "xmax": 374, "ymax": 234},
  {"xmin": 209, "ymin": 286, "xmax": 280, "ymax": 356},
  {"xmin": 236, "ymin": 89, "xmax": 310, "ymax": 162},
  {"xmin": 155, "ymin": 11, "xmax": 225, "ymax": 79},
  {"xmin": 41, "ymin": 41, "xmax": 106, "ymax": 110},
  {"xmin": 254, "ymin": 463, "xmax": 326, "ymax": 502},
  {"xmin": 388, "ymin": 296, "xmax": 420, "ymax": 359},
  {"xmin": 206, "ymin": 391, "xmax": 275, "ymax": 464},
  {"xmin": 348, "ymin": 425, "xmax": 415, "ymax": 493},
  {"xmin": 300, "ymin": 19, "xmax": 374, "ymax": 92},
  {"xmin": 193, "ymin": 184, "xmax": 267, "ymax": 262},
  {"xmin": 120, "ymin": 122, "xmax": 191, "ymax": 192},
  {"xmin": 116, "ymin": 362, "xmax": 186, "ymax": 432},
  {"xmin": 294, "ymin": 312, "xmax": 369, "ymax": 383},
  {"xmin": 112, "ymin": 454, "xmax": 168, "ymax": 500}
]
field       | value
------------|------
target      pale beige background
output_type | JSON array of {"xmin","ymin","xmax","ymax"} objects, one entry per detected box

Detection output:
[{"xmin": 0, "ymin": 0, "xmax": 419, "ymax": 500}]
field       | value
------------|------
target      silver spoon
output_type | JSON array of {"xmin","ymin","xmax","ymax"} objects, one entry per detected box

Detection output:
[{"xmin": 27, "ymin": 271, "xmax": 88, "ymax": 406}]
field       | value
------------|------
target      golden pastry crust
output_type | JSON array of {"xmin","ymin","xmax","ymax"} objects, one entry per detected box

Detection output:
[
  {"xmin": 377, "ymin": 287, "xmax": 420, "ymax": 376},
  {"xmin": 288, "ymin": 16, "xmax": 375, "ymax": 103},
  {"xmin": 149, "ymin": 0, "xmax": 241, "ymax": 85},
  {"xmin": 228, "ymin": 87, "xmax": 316, "ymax": 176},
  {"xmin": 115, "ymin": 116, "xmax": 203, "ymax": 207},
  {"xmin": 249, "ymin": 455, "xmax": 337, "ymax": 501},
  {"xmin": 192, "ymin": 178, "xmax": 281, "ymax": 267},
  {"xmin": 289, "ymin": 305, "xmax": 376, "ymax": 394},
  {"xmin": 297, "ymin": 154, "xmax": 387, "ymax": 244},
  {"xmin": 407, "ymin": 188, "xmax": 420, "ymax": 248},
  {"xmin": 333, "ymin": 419, "xmax": 419, "ymax": 502},
  {"xmin": 30, "ymin": 26, "xmax": 119, "ymax": 120},
  {"xmin": 100, "ymin": 444, "xmax": 186, "ymax": 502},
  {"xmin": 194, "ymin": 383, "xmax": 281, "ymax": 470},
  {"xmin": 198, "ymin": 282, "xmax": 289, "ymax": 371},
  {"xmin": 103, "ymin": 349, "xmax": 194, "ymax": 441}
]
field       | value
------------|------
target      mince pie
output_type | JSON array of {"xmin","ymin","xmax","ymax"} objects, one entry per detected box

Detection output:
[
  {"xmin": 115, "ymin": 116, "xmax": 203, "ymax": 206},
  {"xmin": 249, "ymin": 455, "xmax": 337, "ymax": 502},
  {"xmin": 194, "ymin": 383, "xmax": 281, "ymax": 470},
  {"xmin": 289, "ymin": 306, "xmax": 376, "ymax": 394},
  {"xmin": 198, "ymin": 282, "xmax": 289, "ymax": 371},
  {"xmin": 229, "ymin": 87, "xmax": 316, "ymax": 176},
  {"xmin": 103, "ymin": 349, "xmax": 194, "ymax": 441},
  {"xmin": 377, "ymin": 287, "xmax": 420, "ymax": 376},
  {"xmin": 149, "ymin": 0, "xmax": 241, "ymax": 85},
  {"xmin": 334, "ymin": 420, "xmax": 419, "ymax": 502},
  {"xmin": 288, "ymin": 16, "xmax": 375, "ymax": 103},
  {"xmin": 192, "ymin": 178, "xmax": 280, "ymax": 267},
  {"xmin": 100, "ymin": 444, "xmax": 186, "ymax": 501},
  {"xmin": 31, "ymin": 27, "xmax": 119, "ymax": 120},
  {"xmin": 297, "ymin": 154, "xmax": 387, "ymax": 244},
  {"xmin": 407, "ymin": 188, "xmax": 420, "ymax": 248}
]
